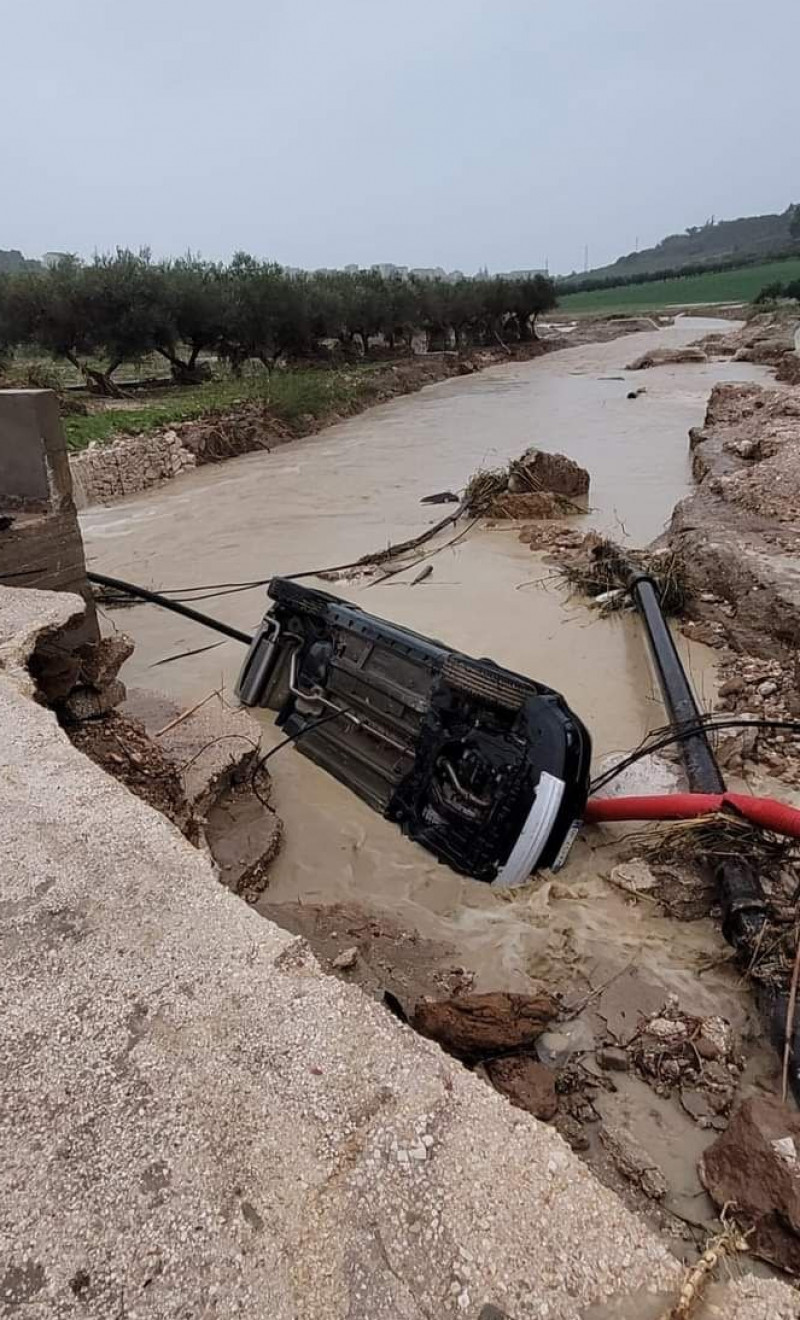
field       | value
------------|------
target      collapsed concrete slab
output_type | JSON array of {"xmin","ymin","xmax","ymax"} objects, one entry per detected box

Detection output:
[{"xmin": 1, "ymin": 585, "xmax": 797, "ymax": 1320}]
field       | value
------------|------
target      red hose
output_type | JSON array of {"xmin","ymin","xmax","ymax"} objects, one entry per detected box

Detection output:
[{"xmin": 585, "ymin": 792, "xmax": 800, "ymax": 840}]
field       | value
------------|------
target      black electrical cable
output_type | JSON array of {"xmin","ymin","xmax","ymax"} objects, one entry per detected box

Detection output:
[
  {"xmin": 87, "ymin": 572, "xmax": 253, "ymax": 645},
  {"xmin": 591, "ymin": 717, "xmax": 800, "ymax": 795},
  {"xmin": 250, "ymin": 707, "xmax": 350, "ymax": 811}
]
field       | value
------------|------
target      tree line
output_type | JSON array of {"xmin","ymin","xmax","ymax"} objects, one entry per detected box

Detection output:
[{"xmin": 0, "ymin": 251, "xmax": 558, "ymax": 395}]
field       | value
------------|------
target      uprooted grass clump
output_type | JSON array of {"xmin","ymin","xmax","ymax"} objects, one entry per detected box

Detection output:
[
  {"xmin": 464, "ymin": 466, "xmax": 510, "ymax": 513},
  {"xmin": 557, "ymin": 535, "xmax": 690, "ymax": 615}
]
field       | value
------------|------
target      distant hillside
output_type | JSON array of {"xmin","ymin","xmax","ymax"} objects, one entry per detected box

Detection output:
[{"xmin": 568, "ymin": 204, "xmax": 799, "ymax": 284}]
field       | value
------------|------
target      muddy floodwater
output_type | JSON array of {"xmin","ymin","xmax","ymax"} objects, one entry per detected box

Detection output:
[
  {"xmin": 80, "ymin": 319, "xmax": 772, "ymax": 996},
  {"xmin": 82, "ymin": 318, "xmax": 785, "ymax": 1237}
]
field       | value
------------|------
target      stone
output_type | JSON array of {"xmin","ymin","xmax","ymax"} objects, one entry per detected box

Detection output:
[
  {"xmin": 60, "ymin": 678, "xmax": 126, "ymax": 722},
  {"xmin": 332, "ymin": 946, "xmax": 358, "ymax": 971},
  {"xmin": 699, "ymin": 1096, "xmax": 800, "ymax": 1273},
  {"xmin": 610, "ymin": 860, "xmax": 657, "ymax": 895},
  {"xmin": 412, "ymin": 991, "xmax": 557, "ymax": 1060},
  {"xmin": 536, "ymin": 1016, "xmax": 596, "ymax": 1068},
  {"xmin": 596, "ymin": 1047, "xmax": 630, "ymax": 1073},
  {"xmin": 555, "ymin": 1114, "xmax": 590, "ymax": 1151},
  {"xmin": 75, "ymin": 633, "xmax": 135, "ymax": 688},
  {"xmin": 718, "ymin": 676, "xmax": 746, "ymax": 697},
  {"xmin": 484, "ymin": 1057, "xmax": 558, "ymax": 1121},
  {"xmin": 697, "ymin": 1016, "xmax": 734, "ymax": 1062},
  {"xmin": 758, "ymin": 679, "xmax": 778, "ymax": 698},
  {"xmin": 599, "ymin": 1125, "xmax": 669, "ymax": 1201}
]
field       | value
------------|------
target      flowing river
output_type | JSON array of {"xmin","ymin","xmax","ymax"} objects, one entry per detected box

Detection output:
[{"xmin": 81, "ymin": 318, "xmax": 770, "ymax": 999}]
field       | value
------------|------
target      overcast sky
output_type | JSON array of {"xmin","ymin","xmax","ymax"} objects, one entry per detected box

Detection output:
[{"xmin": 4, "ymin": 0, "xmax": 798, "ymax": 275}]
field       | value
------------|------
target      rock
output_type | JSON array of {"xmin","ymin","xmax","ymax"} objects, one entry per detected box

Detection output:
[
  {"xmin": 485, "ymin": 1057, "xmax": 558, "ymax": 1120},
  {"xmin": 75, "ymin": 634, "xmax": 135, "ymax": 688},
  {"xmin": 536, "ymin": 1015, "xmax": 595, "ymax": 1068},
  {"xmin": 60, "ymin": 679, "xmax": 127, "ymax": 723},
  {"xmin": 697, "ymin": 1016, "xmax": 734, "ymax": 1062},
  {"xmin": 758, "ymin": 679, "xmax": 779, "ymax": 698},
  {"xmin": 718, "ymin": 676, "xmax": 746, "ymax": 697},
  {"xmin": 555, "ymin": 1114, "xmax": 590, "ymax": 1151},
  {"xmin": 411, "ymin": 991, "xmax": 557, "ymax": 1060},
  {"xmin": 596, "ymin": 1046, "xmax": 630, "ymax": 1073},
  {"xmin": 643, "ymin": 1017, "xmax": 689, "ymax": 1045},
  {"xmin": 332, "ymin": 946, "xmax": 358, "ymax": 971},
  {"xmin": 700, "ymin": 1096, "xmax": 800, "ymax": 1273},
  {"xmin": 610, "ymin": 860, "xmax": 657, "ymax": 895},
  {"xmin": 599, "ymin": 1125, "xmax": 669, "ymax": 1200},
  {"xmin": 680, "ymin": 1087, "xmax": 716, "ymax": 1125},
  {"xmin": 651, "ymin": 861, "xmax": 716, "ymax": 921}
]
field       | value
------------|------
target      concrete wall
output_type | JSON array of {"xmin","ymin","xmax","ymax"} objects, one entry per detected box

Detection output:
[{"xmin": 0, "ymin": 389, "xmax": 98, "ymax": 646}]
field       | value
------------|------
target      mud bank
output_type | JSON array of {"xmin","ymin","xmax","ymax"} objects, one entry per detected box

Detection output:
[{"xmin": 664, "ymin": 312, "xmax": 800, "ymax": 790}]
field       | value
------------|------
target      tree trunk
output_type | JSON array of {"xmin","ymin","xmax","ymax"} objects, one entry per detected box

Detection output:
[
  {"xmin": 156, "ymin": 345, "xmax": 209, "ymax": 386},
  {"xmin": 360, "ymin": 330, "xmax": 370, "ymax": 357},
  {"xmin": 66, "ymin": 351, "xmax": 124, "ymax": 397}
]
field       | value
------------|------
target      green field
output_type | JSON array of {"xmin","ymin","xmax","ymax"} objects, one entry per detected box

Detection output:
[
  {"xmin": 557, "ymin": 258, "xmax": 800, "ymax": 314},
  {"xmin": 62, "ymin": 366, "xmax": 385, "ymax": 451}
]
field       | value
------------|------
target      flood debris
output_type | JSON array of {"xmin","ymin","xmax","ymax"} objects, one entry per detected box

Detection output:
[
  {"xmin": 465, "ymin": 447, "xmax": 590, "ymax": 518},
  {"xmin": 699, "ymin": 1095, "xmax": 800, "ymax": 1275},
  {"xmin": 628, "ymin": 998, "xmax": 742, "ymax": 1123},
  {"xmin": 609, "ymin": 853, "xmax": 716, "ymax": 921},
  {"xmin": 658, "ymin": 1212, "xmax": 751, "ymax": 1320},
  {"xmin": 626, "ymin": 346, "xmax": 708, "ymax": 370},
  {"xmin": 557, "ymin": 534, "xmax": 689, "ymax": 615}
]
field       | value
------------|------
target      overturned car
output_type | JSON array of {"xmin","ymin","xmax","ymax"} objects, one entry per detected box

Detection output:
[{"xmin": 236, "ymin": 578, "xmax": 591, "ymax": 886}]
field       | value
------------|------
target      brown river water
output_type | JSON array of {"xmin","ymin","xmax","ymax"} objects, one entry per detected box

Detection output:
[
  {"xmin": 80, "ymin": 317, "xmax": 770, "ymax": 982},
  {"xmin": 82, "ymin": 318, "xmax": 785, "ymax": 1245},
  {"xmin": 79, "ymin": 320, "xmax": 772, "ymax": 991}
]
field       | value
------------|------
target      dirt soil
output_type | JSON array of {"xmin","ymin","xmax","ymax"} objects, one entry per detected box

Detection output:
[
  {"xmin": 258, "ymin": 898, "xmax": 475, "ymax": 1006},
  {"xmin": 65, "ymin": 697, "xmax": 282, "ymax": 903},
  {"xmin": 66, "ymin": 709, "xmax": 195, "ymax": 837},
  {"xmin": 667, "ymin": 375, "xmax": 800, "ymax": 748}
]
